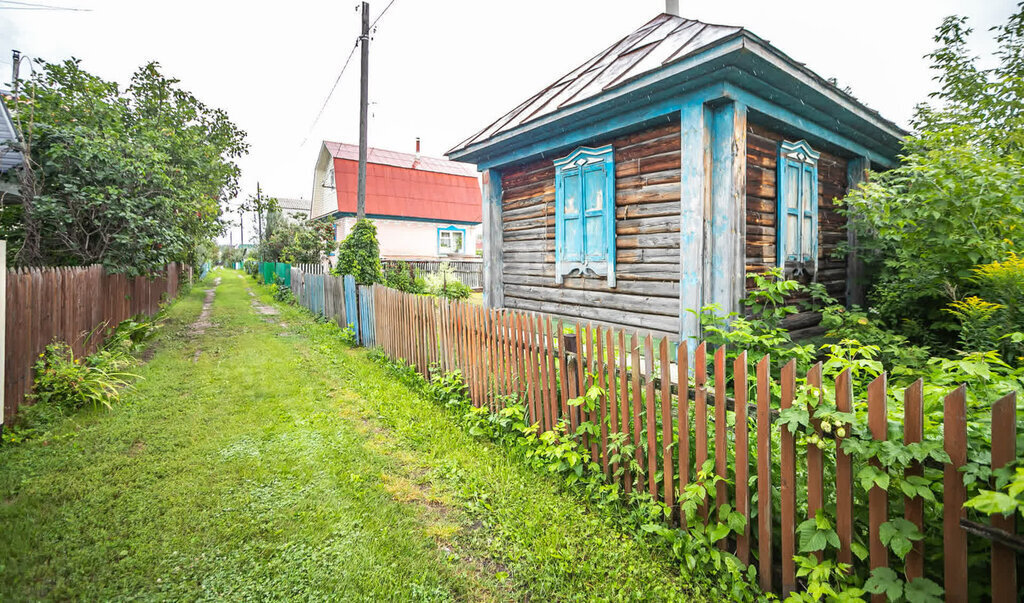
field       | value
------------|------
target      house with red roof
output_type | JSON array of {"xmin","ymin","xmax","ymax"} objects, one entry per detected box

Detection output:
[{"xmin": 311, "ymin": 140, "xmax": 482, "ymax": 260}]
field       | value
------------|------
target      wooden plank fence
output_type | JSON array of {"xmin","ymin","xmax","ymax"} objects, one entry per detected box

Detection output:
[
  {"xmin": 364, "ymin": 282, "xmax": 1020, "ymax": 600},
  {"xmin": 382, "ymin": 258, "xmax": 483, "ymax": 290},
  {"xmin": 4, "ymin": 263, "xmax": 180, "ymax": 425}
]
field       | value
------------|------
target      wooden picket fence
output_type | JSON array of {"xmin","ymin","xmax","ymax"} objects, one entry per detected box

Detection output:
[
  {"xmin": 4, "ymin": 263, "xmax": 180, "ymax": 424},
  {"xmin": 369, "ymin": 284, "xmax": 1020, "ymax": 600}
]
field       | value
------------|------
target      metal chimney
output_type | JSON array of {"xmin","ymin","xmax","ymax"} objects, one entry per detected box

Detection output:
[
  {"xmin": 665, "ymin": 0, "xmax": 679, "ymax": 16},
  {"xmin": 415, "ymin": 137, "xmax": 421, "ymax": 154}
]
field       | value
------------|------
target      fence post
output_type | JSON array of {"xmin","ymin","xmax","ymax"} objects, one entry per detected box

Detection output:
[{"xmin": 564, "ymin": 331, "xmax": 578, "ymax": 403}]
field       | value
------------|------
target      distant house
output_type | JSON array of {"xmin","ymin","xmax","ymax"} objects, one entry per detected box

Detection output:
[
  {"xmin": 311, "ymin": 141, "xmax": 482, "ymax": 260},
  {"xmin": 0, "ymin": 91, "xmax": 24, "ymax": 204},
  {"xmin": 447, "ymin": 11, "xmax": 904, "ymax": 343},
  {"xmin": 274, "ymin": 197, "xmax": 313, "ymax": 223}
]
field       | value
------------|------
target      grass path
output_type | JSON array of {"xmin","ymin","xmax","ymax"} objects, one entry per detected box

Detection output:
[{"xmin": 0, "ymin": 269, "xmax": 695, "ymax": 601}]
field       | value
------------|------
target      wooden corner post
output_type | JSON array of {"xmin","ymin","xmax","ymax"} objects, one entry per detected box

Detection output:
[{"xmin": 481, "ymin": 168, "xmax": 504, "ymax": 309}]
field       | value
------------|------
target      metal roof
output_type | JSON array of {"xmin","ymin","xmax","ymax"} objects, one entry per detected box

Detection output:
[
  {"xmin": 448, "ymin": 13, "xmax": 904, "ymax": 160},
  {"xmin": 275, "ymin": 197, "xmax": 312, "ymax": 215},
  {"xmin": 0, "ymin": 91, "xmax": 24, "ymax": 174},
  {"xmin": 324, "ymin": 141, "xmax": 477, "ymax": 178}
]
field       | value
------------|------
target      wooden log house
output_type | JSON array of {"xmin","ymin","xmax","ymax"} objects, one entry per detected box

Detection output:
[{"xmin": 446, "ymin": 11, "xmax": 905, "ymax": 345}]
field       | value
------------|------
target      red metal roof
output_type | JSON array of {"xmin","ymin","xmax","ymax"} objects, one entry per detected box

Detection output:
[
  {"xmin": 325, "ymin": 141, "xmax": 478, "ymax": 178},
  {"xmin": 327, "ymin": 142, "xmax": 481, "ymax": 223}
]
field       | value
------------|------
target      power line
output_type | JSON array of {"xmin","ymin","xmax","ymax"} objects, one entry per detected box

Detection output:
[
  {"xmin": 0, "ymin": 0, "xmax": 92, "ymax": 10},
  {"xmin": 300, "ymin": 1, "xmax": 398, "ymax": 148},
  {"xmin": 300, "ymin": 38, "xmax": 359, "ymax": 147},
  {"xmin": 370, "ymin": 0, "xmax": 396, "ymax": 30}
]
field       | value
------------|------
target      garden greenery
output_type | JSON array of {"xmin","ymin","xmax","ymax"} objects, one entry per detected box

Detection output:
[
  {"xmin": 841, "ymin": 4, "xmax": 1024, "ymax": 348},
  {"xmin": 6, "ymin": 311, "xmax": 164, "ymax": 444},
  {"xmin": 3, "ymin": 60, "xmax": 247, "ymax": 274}
]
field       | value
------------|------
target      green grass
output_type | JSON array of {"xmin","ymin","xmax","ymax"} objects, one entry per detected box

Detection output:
[{"xmin": 0, "ymin": 268, "xmax": 696, "ymax": 601}]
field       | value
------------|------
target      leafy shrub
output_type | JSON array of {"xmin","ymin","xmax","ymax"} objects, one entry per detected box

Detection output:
[
  {"xmin": 382, "ymin": 262, "xmax": 426, "ymax": 294},
  {"xmin": 105, "ymin": 313, "xmax": 164, "ymax": 354},
  {"xmin": 334, "ymin": 219, "xmax": 382, "ymax": 285},
  {"xmin": 10, "ymin": 59, "xmax": 247, "ymax": 274},
  {"xmin": 820, "ymin": 305, "xmax": 932, "ymax": 371},
  {"xmin": 434, "ymin": 279, "xmax": 471, "ymax": 301},
  {"xmin": 30, "ymin": 342, "xmax": 137, "ymax": 414},
  {"xmin": 422, "ymin": 262, "xmax": 472, "ymax": 300},
  {"xmin": 270, "ymin": 277, "xmax": 296, "ymax": 305},
  {"xmin": 840, "ymin": 7, "xmax": 1024, "ymax": 345},
  {"xmin": 945, "ymin": 296, "xmax": 1003, "ymax": 353}
]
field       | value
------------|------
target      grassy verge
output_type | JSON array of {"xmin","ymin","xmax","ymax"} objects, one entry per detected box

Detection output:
[{"xmin": 0, "ymin": 268, "xmax": 696, "ymax": 601}]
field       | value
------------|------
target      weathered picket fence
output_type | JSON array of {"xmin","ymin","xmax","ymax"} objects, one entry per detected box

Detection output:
[
  {"xmin": 365, "ymin": 284, "xmax": 1020, "ymax": 601},
  {"xmin": 4, "ymin": 263, "xmax": 180, "ymax": 424}
]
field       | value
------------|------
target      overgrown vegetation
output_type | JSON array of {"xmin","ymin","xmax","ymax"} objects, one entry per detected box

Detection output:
[
  {"xmin": 1, "ymin": 60, "xmax": 247, "ymax": 273},
  {"xmin": 841, "ymin": 4, "xmax": 1024, "ymax": 351},
  {"xmin": 4, "ymin": 312, "xmax": 163, "ymax": 444},
  {"xmin": 255, "ymin": 202, "xmax": 336, "ymax": 264},
  {"xmin": 382, "ymin": 261, "xmax": 472, "ymax": 301},
  {"xmin": 698, "ymin": 265, "xmax": 1023, "ymax": 600}
]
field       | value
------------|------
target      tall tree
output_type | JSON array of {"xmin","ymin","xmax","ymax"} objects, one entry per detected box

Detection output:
[{"xmin": 3, "ymin": 59, "xmax": 248, "ymax": 275}]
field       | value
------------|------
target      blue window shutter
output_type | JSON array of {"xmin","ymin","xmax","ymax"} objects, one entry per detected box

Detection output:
[
  {"xmin": 776, "ymin": 140, "xmax": 820, "ymax": 270},
  {"xmin": 582, "ymin": 162, "xmax": 607, "ymax": 262},
  {"xmin": 554, "ymin": 144, "xmax": 616, "ymax": 286},
  {"xmin": 562, "ymin": 167, "xmax": 584, "ymax": 262}
]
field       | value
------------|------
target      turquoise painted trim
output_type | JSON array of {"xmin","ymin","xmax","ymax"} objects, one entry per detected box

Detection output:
[
  {"xmin": 720, "ymin": 83, "xmax": 892, "ymax": 168},
  {"xmin": 709, "ymin": 100, "xmax": 745, "ymax": 317},
  {"xmin": 776, "ymin": 139, "xmax": 820, "ymax": 268},
  {"xmin": 317, "ymin": 211, "xmax": 481, "ymax": 226},
  {"xmin": 553, "ymin": 144, "xmax": 616, "ymax": 287},
  {"xmin": 482, "ymin": 167, "xmax": 503, "ymax": 308},
  {"xmin": 474, "ymin": 81, "xmax": 895, "ymax": 173},
  {"xmin": 437, "ymin": 224, "xmax": 467, "ymax": 255},
  {"xmin": 678, "ymin": 99, "xmax": 705, "ymax": 356}
]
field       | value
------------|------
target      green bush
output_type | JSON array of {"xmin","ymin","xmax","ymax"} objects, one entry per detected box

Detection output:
[
  {"xmin": 841, "ymin": 7, "xmax": 1024, "ymax": 347},
  {"xmin": 30, "ymin": 342, "xmax": 137, "ymax": 414},
  {"xmin": 423, "ymin": 262, "xmax": 472, "ymax": 300},
  {"xmin": 334, "ymin": 219, "xmax": 382, "ymax": 285},
  {"xmin": 435, "ymin": 279, "xmax": 471, "ymax": 301},
  {"xmin": 382, "ymin": 261, "xmax": 426, "ymax": 294}
]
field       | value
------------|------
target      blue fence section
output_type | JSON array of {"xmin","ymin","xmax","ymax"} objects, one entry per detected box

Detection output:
[
  {"xmin": 357, "ymin": 285, "xmax": 375, "ymax": 347},
  {"xmin": 343, "ymin": 275, "xmax": 359, "ymax": 342},
  {"xmin": 267, "ymin": 263, "xmax": 385, "ymax": 348}
]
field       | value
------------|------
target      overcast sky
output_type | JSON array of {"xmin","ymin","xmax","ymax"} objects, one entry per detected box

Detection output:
[{"xmin": 1, "ymin": 0, "xmax": 1017, "ymax": 244}]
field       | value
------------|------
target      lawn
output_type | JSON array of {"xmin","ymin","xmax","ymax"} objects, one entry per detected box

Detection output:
[{"xmin": 0, "ymin": 268, "xmax": 695, "ymax": 601}]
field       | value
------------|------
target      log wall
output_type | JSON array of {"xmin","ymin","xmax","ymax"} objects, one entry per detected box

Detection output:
[
  {"xmin": 745, "ymin": 122, "xmax": 850, "ymax": 304},
  {"xmin": 499, "ymin": 116, "xmax": 682, "ymax": 338}
]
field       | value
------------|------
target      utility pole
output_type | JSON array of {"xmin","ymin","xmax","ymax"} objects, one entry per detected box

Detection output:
[
  {"xmin": 11, "ymin": 50, "xmax": 20, "ymax": 95},
  {"xmin": 356, "ymin": 1, "xmax": 369, "ymax": 221},
  {"xmin": 237, "ymin": 202, "xmax": 245, "ymax": 249},
  {"xmin": 256, "ymin": 182, "xmax": 263, "ymax": 260}
]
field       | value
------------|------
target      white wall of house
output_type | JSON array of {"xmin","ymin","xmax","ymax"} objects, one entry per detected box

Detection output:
[
  {"xmin": 310, "ymin": 147, "xmax": 336, "ymax": 220},
  {"xmin": 332, "ymin": 216, "xmax": 482, "ymax": 260}
]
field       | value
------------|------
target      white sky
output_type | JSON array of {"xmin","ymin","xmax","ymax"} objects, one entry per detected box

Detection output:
[{"xmin": 1, "ymin": 0, "xmax": 1017, "ymax": 244}]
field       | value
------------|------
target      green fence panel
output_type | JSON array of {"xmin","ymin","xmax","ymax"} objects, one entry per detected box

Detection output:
[{"xmin": 275, "ymin": 262, "xmax": 291, "ymax": 288}]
